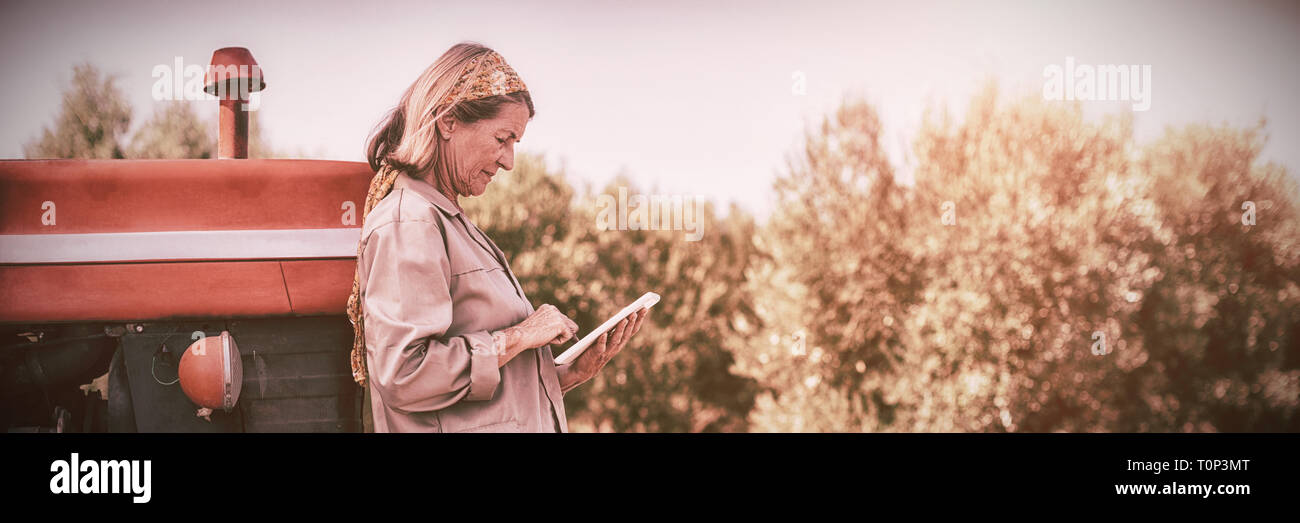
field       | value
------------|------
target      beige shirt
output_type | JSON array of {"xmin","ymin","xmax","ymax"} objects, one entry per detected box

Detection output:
[{"xmin": 358, "ymin": 171, "xmax": 568, "ymax": 433}]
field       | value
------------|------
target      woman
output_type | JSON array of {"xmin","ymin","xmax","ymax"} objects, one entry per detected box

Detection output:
[{"xmin": 345, "ymin": 43, "xmax": 648, "ymax": 433}]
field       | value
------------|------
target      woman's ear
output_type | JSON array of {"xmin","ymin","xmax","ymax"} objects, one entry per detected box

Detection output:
[{"xmin": 435, "ymin": 114, "xmax": 456, "ymax": 140}]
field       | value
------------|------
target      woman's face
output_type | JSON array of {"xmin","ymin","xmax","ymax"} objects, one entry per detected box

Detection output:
[{"xmin": 444, "ymin": 102, "xmax": 530, "ymax": 197}]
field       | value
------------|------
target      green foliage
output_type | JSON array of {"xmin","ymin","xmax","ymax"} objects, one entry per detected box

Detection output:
[
  {"xmin": 465, "ymin": 155, "xmax": 762, "ymax": 432},
  {"xmin": 27, "ymin": 63, "xmax": 277, "ymax": 160},
  {"xmin": 26, "ymin": 61, "xmax": 1297, "ymax": 432},
  {"xmin": 25, "ymin": 63, "xmax": 132, "ymax": 159},
  {"xmin": 748, "ymin": 85, "xmax": 1300, "ymax": 432},
  {"xmin": 129, "ymin": 102, "xmax": 214, "ymax": 159},
  {"xmin": 1133, "ymin": 123, "xmax": 1300, "ymax": 431}
]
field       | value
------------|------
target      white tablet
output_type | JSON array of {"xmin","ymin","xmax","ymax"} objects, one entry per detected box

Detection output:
[{"xmin": 553, "ymin": 292, "xmax": 660, "ymax": 366}]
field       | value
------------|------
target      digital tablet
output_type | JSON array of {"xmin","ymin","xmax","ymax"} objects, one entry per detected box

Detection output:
[{"xmin": 553, "ymin": 292, "xmax": 660, "ymax": 366}]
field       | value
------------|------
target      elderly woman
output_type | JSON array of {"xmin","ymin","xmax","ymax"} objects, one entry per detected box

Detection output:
[{"xmin": 345, "ymin": 43, "xmax": 647, "ymax": 433}]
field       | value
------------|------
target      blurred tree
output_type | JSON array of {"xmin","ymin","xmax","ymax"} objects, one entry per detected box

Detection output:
[
  {"xmin": 24, "ymin": 61, "xmax": 1296, "ymax": 433},
  {"xmin": 740, "ymin": 97, "xmax": 923, "ymax": 431},
  {"xmin": 748, "ymin": 85, "xmax": 1299, "ymax": 432},
  {"xmin": 137, "ymin": 101, "xmax": 277, "ymax": 158},
  {"xmin": 1132, "ymin": 123, "xmax": 1300, "ymax": 431},
  {"xmin": 902, "ymin": 87, "xmax": 1162, "ymax": 432},
  {"xmin": 466, "ymin": 154, "xmax": 762, "ymax": 432},
  {"xmin": 129, "ymin": 102, "xmax": 214, "ymax": 159},
  {"xmin": 24, "ymin": 63, "xmax": 131, "ymax": 159},
  {"xmin": 27, "ymin": 63, "xmax": 279, "ymax": 160}
]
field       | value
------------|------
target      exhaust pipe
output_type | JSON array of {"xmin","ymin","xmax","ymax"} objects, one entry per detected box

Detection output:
[{"xmin": 204, "ymin": 47, "xmax": 266, "ymax": 159}]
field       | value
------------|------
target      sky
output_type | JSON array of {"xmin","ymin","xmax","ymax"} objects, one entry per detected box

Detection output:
[{"xmin": 2, "ymin": 0, "xmax": 1297, "ymax": 218}]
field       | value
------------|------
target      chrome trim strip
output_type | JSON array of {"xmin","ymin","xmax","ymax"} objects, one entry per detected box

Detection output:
[
  {"xmin": 221, "ymin": 332, "xmax": 233, "ymax": 411},
  {"xmin": 0, "ymin": 228, "xmax": 361, "ymax": 264}
]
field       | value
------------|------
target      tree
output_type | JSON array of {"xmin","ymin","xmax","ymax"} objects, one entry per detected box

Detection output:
[
  {"xmin": 901, "ymin": 87, "xmax": 1161, "ymax": 432},
  {"xmin": 741, "ymin": 98, "xmax": 923, "ymax": 431},
  {"xmin": 24, "ymin": 63, "xmax": 132, "ymax": 159},
  {"xmin": 1130, "ymin": 122, "xmax": 1300, "ymax": 431},
  {"xmin": 129, "ymin": 102, "xmax": 214, "ymax": 159},
  {"xmin": 465, "ymin": 154, "xmax": 762, "ymax": 432},
  {"xmin": 131, "ymin": 99, "xmax": 277, "ymax": 159},
  {"xmin": 747, "ymin": 85, "xmax": 1300, "ymax": 432},
  {"xmin": 29, "ymin": 62, "xmax": 278, "ymax": 160}
]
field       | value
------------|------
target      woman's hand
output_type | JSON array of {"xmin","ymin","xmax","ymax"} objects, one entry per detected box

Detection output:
[
  {"xmin": 494, "ymin": 304, "xmax": 578, "ymax": 367},
  {"xmin": 557, "ymin": 308, "xmax": 648, "ymax": 393}
]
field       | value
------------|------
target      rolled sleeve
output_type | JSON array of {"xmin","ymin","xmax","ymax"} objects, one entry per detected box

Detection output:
[
  {"xmin": 359, "ymin": 218, "xmax": 503, "ymax": 413},
  {"xmin": 463, "ymin": 331, "xmax": 502, "ymax": 401}
]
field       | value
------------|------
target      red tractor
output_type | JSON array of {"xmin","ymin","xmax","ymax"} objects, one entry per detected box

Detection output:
[{"xmin": 0, "ymin": 48, "xmax": 368, "ymax": 432}]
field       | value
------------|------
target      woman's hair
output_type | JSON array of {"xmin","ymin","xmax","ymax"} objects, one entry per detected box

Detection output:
[{"xmin": 366, "ymin": 42, "xmax": 535, "ymax": 175}]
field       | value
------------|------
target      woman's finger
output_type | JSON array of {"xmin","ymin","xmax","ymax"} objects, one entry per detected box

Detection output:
[
  {"xmin": 617, "ymin": 316, "xmax": 635, "ymax": 347},
  {"xmin": 634, "ymin": 308, "xmax": 648, "ymax": 334},
  {"xmin": 552, "ymin": 325, "xmax": 564, "ymax": 343},
  {"xmin": 610, "ymin": 318, "xmax": 628, "ymax": 348},
  {"xmin": 619, "ymin": 311, "xmax": 645, "ymax": 351},
  {"xmin": 556, "ymin": 324, "xmax": 574, "ymax": 344},
  {"xmin": 608, "ymin": 320, "xmax": 628, "ymax": 354},
  {"xmin": 590, "ymin": 332, "xmax": 609, "ymax": 368},
  {"xmin": 600, "ymin": 329, "xmax": 619, "ymax": 364},
  {"xmin": 596, "ymin": 323, "xmax": 620, "ymax": 364}
]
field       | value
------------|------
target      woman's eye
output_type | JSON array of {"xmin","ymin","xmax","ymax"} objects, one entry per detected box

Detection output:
[{"xmin": 496, "ymin": 138, "xmax": 506, "ymax": 145}]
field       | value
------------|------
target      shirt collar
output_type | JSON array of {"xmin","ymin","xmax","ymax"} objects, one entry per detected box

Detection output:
[{"xmin": 393, "ymin": 171, "xmax": 461, "ymax": 216}]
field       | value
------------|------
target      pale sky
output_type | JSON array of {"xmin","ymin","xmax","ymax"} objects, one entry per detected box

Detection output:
[{"xmin": 2, "ymin": 0, "xmax": 1297, "ymax": 218}]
